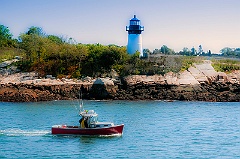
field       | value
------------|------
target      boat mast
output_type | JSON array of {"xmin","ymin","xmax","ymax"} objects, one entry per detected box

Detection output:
[{"xmin": 79, "ymin": 91, "xmax": 84, "ymax": 113}]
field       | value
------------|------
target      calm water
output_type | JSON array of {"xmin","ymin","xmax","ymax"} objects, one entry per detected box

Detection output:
[{"xmin": 0, "ymin": 100, "xmax": 240, "ymax": 158}]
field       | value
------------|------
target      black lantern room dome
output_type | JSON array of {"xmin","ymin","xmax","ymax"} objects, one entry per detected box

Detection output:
[{"xmin": 126, "ymin": 15, "xmax": 144, "ymax": 34}]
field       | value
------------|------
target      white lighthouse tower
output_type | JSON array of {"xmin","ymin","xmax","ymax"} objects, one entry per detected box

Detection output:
[{"xmin": 126, "ymin": 15, "xmax": 144, "ymax": 56}]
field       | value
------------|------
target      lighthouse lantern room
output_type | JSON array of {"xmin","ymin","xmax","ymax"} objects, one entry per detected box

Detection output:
[{"xmin": 126, "ymin": 15, "xmax": 144, "ymax": 56}]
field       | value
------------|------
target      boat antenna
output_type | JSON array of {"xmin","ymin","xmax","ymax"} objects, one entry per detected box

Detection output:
[{"xmin": 79, "ymin": 91, "xmax": 84, "ymax": 113}]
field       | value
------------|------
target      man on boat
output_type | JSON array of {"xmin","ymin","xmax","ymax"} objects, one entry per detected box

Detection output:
[
  {"xmin": 79, "ymin": 117, "xmax": 85, "ymax": 128},
  {"xmin": 84, "ymin": 117, "xmax": 89, "ymax": 128},
  {"xmin": 79, "ymin": 117, "xmax": 90, "ymax": 128}
]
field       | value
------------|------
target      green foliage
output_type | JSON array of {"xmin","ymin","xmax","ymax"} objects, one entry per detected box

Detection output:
[
  {"xmin": 16, "ymin": 28, "xmax": 130, "ymax": 78},
  {"xmin": 26, "ymin": 26, "xmax": 45, "ymax": 36},
  {"xmin": 0, "ymin": 47, "xmax": 25, "ymax": 62},
  {"xmin": 152, "ymin": 45, "xmax": 175, "ymax": 55},
  {"xmin": 212, "ymin": 59, "xmax": 240, "ymax": 72},
  {"xmin": 13, "ymin": 25, "xmax": 207, "ymax": 78},
  {"xmin": 179, "ymin": 47, "xmax": 194, "ymax": 56},
  {"xmin": 4, "ymin": 24, "xmax": 239, "ymax": 79},
  {"xmin": 19, "ymin": 33, "xmax": 47, "ymax": 62},
  {"xmin": 47, "ymin": 35, "xmax": 64, "ymax": 44},
  {"xmin": 0, "ymin": 25, "xmax": 12, "ymax": 39},
  {"xmin": 180, "ymin": 56, "xmax": 205, "ymax": 71},
  {"xmin": 81, "ymin": 44, "xmax": 128, "ymax": 77},
  {"xmin": 220, "ymin": 47, "xmax": 240, "ymax": 57},
  {"xmin": 119, "ymin": 54, "xmax": 188, "ymax": 76},
  {"xmin": 0, "ymin": 24, "xmax": 17, "ymax": 47},
  {"xmin": 160, "ymin": 45, "xmax": 175, "ymax": 55}
]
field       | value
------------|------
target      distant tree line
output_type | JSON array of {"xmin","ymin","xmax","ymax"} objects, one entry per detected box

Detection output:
[
  {"xmin": 220, "ymin": 47, "xmax": 240, "ymax": 57},
  {"xmin": 144, "ymin": 45, "xmax": 239, "ymax": 58}
]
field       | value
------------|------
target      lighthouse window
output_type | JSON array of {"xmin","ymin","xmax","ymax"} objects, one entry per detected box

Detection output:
[{"xmin": 130, "ymin": 21, "xmax": 140, "ymax": 25}]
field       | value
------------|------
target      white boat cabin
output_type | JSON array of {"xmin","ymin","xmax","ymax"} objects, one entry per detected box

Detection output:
[{"xmin": 79, "ymin": 110, "xmax": 114, "ymax": 128}]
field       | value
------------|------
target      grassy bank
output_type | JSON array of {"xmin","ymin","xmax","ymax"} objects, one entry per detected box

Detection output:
[
  {"xmin": 0, "ymin": 47, "xmax": 25, "ymax": 62},
  {"xmin": 211, "ymin": 59, "xmax": 240, "ymax": 72}
]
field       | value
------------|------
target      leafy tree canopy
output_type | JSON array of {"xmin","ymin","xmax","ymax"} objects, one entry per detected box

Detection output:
[
  {"xmin": 47, "ymin": 35, "xmax": 64, "ymax": 44},
  {"xmin": 0, "ymin": 24, "xmax": 12, "ymax": 39},
  {"xmin": 160, "ymin": 45, "xmax": 175, "ymax": 55},
  {"xmin": 26, "ymin": 26, "xmax": 45, "ymax": 37},
  {"xmin": 220, "ymin": 47, "xmax": 237, "ymax": 56},
  {"xmin": 0, "ymin": 24, "xmax": 15, "ymax": 47}
]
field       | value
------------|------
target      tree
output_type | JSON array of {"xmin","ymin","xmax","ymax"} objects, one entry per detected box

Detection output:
[
  {"xmin": 19, "ymin": 27, "xmax": 49, "ymax": 63},
  {"xmin": 191, "ymin": 47, "xmax": 196, "ymax": 55},
  {"xmin": 198, "ymin": 45, "xmax": 203, "ymax": 55},
  {"xmin": 99, "ymin": 47, "xmax": 121, "ymax": 71},
  {"xmin": 47, "ymin": 35, "xmax": 64, "ymax": 44},
  {"xmin": 143, "ymin": 48, "xmax": 151, "ymax": 57},
  {"xmin": 179, "ymin": 47, "xmax": 192, "ymax": 56},
  {"xmin": 207, "ymin": 50, "xmax": 212, "ymax": 56},
  {"xmin": 234, "ymin": 48, "xmax": 240, "ymax": 57},
  {"xmin": 27, "ymin": 26, "xmax": 45, "ymax": 37},
  {"xmin": 152, "ymin": 49, "xmax": 161, "ymax": 54},
  {"xmin": 0, "ymin": 25, "xmax": 12, "ymax": 39},
  {"xmin": 160, "ymin": 45, "xmax": 175, "ymax": 55},
  {"xmin": 220, "ymin": 47, "xmax": 235, "ymax": 56},
  {"xmin": 0, "ymin": 24, "xmax": 15, "ymax": 47}
]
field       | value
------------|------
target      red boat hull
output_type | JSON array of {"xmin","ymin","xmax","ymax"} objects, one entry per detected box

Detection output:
[{"xmin": 52, "ymin": 124, "xmax": 124, "ymax": 135}]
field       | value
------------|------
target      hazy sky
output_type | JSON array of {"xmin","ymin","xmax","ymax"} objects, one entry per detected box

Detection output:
[{"xmin": 1, "ymin": 0, "xmax": 240, "ymax": 53}]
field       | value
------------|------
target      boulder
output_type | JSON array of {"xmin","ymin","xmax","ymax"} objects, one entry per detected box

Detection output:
[
  {"xmin": 89, "ymin": 78, "xmax": 116, "ymax": 99},
  {"xmin": 194, "ymin": 61, "xmax": 217, "ymax": 82},
  {"xmin": 188, "ymin": 66, "xmax": 209, "ymax": 83},
  {"xmin": 164, "ymin": 72, "xmax": 178, "ymax": 85},
  {"xmin": 177, "ymin": 70, "xmax": 199, "ymax": 85}
]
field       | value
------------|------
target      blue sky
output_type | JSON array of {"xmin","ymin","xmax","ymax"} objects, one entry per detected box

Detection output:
[{"xmin": 1, "ymin": 0, "xmax": 240, "ymax": 53}]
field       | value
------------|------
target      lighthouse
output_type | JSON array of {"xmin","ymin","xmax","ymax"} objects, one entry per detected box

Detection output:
[{"xmin": 126, "ymin": 15, "xmax": 144, "ymax": 56}]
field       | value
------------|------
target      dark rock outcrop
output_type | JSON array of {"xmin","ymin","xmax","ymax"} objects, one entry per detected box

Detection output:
[
  {"xmin": 113, "ymin": 82, "xmax": 240, "ymax": 102},
  {"xmin": 0, "ymin": 83, "xmax": 90, "ymax": 102},
  {"xmin": 88, "ymin": 78, "xmax": 117, "ymax": 100}
]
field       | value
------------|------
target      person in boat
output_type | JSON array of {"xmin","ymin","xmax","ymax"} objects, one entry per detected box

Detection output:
[
  {"xmin": 79, "ymin": 117, "xmax": 85, "ymax": 128},
  {"xmin": 79, "ymin": 117, "xmax": 82, "ymax": 124},
  {"xmin": 84, "ymin": 117, "xmax": 89, "ymax": 128}
]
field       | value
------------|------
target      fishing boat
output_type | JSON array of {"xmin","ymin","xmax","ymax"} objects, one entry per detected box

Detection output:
[{"xmin": 52, "ymin": 103, "xmax": 124, "ymax": 135}]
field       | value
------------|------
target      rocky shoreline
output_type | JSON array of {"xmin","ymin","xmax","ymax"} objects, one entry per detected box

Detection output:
[
  {"xmin": 0, "ymin": 61, "xmax": 240, "ymax": 102},
  {"xmin": 0, "ymin": 77, "xmax": 239, "ymax": 102}
]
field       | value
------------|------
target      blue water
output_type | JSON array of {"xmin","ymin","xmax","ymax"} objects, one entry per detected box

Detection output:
[{"xmin": 0, "ymin": 100, "xmax": 240, "ymax": 158}]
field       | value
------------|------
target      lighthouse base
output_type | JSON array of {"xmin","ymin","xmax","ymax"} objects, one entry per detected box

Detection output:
[{"xmin": 127, "ymin": 34, "xmax": 143, "ymax": 56}]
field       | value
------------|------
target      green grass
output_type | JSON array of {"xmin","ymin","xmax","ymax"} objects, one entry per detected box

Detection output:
[
  {"xmin": 0, "ymin": 47, "xmax": 25, "ymax": 62},
  {"xmin": 180, "ymin": 56, "xmax": 205, "ymax": 71},
  {"xmin": 211, "ymin": 59, "xmax": 240, "ymax": 72}
]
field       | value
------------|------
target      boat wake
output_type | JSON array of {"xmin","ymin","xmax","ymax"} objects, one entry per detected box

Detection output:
[
  {"xmin": 99, "ymin": 133, "xmax": 123, "ymax": 137},
  {"xmin": 0, "ymin": 129, "xmax": 51, "ymax": 137}
]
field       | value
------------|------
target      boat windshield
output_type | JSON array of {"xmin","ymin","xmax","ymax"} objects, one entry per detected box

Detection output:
[{"xmin": 90, "ymin": 116, "xmax": 98, "ymax": 124}]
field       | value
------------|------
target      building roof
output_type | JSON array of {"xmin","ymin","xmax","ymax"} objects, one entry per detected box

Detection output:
[{"xmin": 130, "ymin": 15, "xmax": 140, "ymax": 21}]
